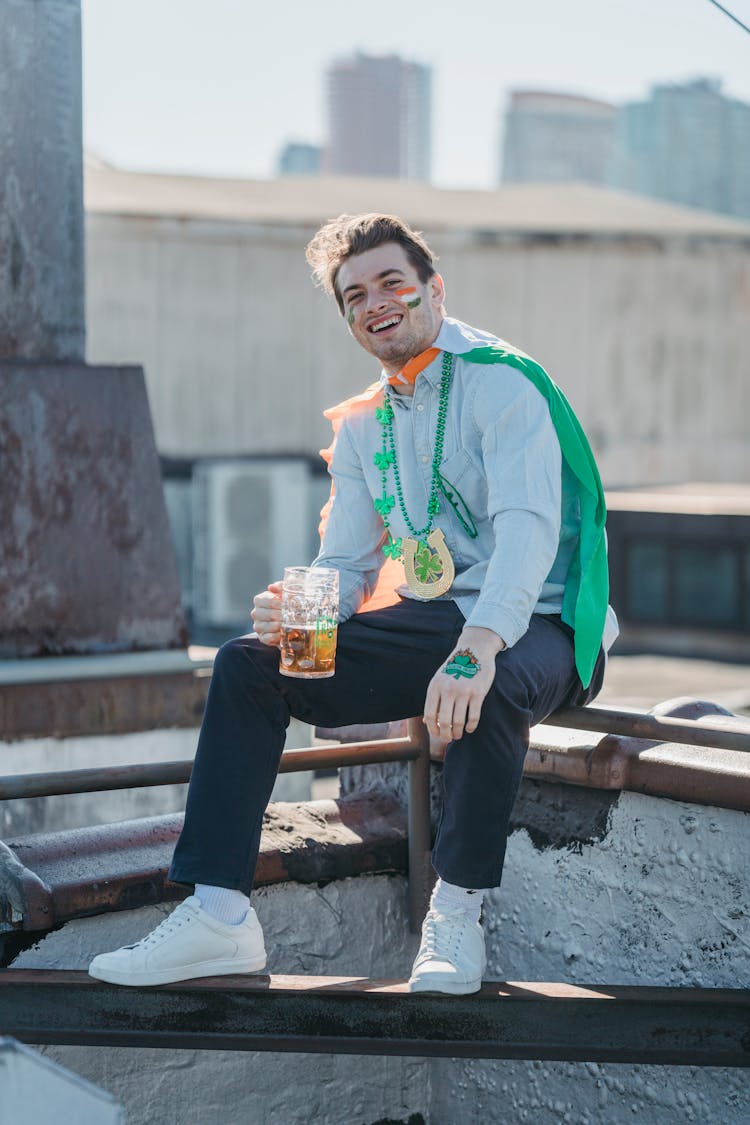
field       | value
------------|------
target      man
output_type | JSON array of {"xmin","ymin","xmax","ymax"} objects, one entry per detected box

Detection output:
[{"xmin": 89, "ymin": 213, "xmax": 617, "ymax": 994}]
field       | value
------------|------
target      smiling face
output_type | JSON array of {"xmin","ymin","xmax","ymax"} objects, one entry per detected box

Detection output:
[{"xmin": 336, "ymin": 243, "xmax": 445, "ymax": 375}]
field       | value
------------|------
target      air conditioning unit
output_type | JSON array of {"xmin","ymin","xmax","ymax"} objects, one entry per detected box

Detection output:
[{"xmin": 192, "ymin": 459, "xmax": 313, "ymax": 627}]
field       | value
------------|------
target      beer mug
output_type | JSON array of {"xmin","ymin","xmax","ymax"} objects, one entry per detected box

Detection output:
[{"xmin": 279, "ymin": 566, "xmax": 339, "ymax": 679}]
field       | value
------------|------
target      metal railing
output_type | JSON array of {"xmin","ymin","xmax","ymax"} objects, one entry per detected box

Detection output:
[
  {"xmin": 549, "ymin": 703, "xmax": 750, "ymax": 752},
  {"xmin": 0, "ymin": 718, "xmax": 433, "ymax": 932},
  {"xmin": 2, "ymin": 704, "xmax": 748, "ymax": 804},
  {"xmin": 2, "ymin": 705, "xmax": 749, "ymax": 930}
]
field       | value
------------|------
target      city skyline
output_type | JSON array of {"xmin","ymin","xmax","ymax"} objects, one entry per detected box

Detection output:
[
  {"xmin": 82, "ymin": 0, "xmax": 750, "ymax": 191},
  {"xmin": 496, "ymin": 79, "xmax": 750, "ymax": 219}
]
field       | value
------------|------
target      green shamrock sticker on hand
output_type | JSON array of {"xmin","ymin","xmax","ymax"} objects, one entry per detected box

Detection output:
[{"xmin": 443, "ymin": 649, "xmax": 481, "ymax": 680}]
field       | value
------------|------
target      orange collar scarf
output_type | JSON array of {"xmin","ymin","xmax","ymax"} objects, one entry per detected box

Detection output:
[{"xmin": 385, "ymin": 346, "xmax": 441, "ymax": 387}]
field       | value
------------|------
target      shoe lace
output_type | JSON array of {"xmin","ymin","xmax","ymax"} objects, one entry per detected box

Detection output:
[
  {"xmin": 126, "ymin": 902, "xmax": 193, "ymax": 950},
  {"xmin": 418, "ymin": 909, "xmax": 467, "ymax": 960}
]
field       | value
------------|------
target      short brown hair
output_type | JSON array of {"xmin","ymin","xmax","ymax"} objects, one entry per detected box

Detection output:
[{"xmin": 305, "ymin": 213, "xmax": 438, "ymax": 313}]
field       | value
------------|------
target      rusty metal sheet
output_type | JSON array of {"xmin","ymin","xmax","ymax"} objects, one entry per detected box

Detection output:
[
  {"xmin": 0, "ymin": 970, "xmax": 748, "ymax": 1066},
  {"xmin": 0, "ymin": 794, "xmax": 408, "ymax": 940},
  {"xmin": 0, "ymin": 363, "xmax": 187, "ymax": 656}
]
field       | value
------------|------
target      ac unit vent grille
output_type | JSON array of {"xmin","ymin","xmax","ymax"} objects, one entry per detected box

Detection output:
[{"xmin": 192, "ymin": 460, "xmax": 312, "ymax": 627}]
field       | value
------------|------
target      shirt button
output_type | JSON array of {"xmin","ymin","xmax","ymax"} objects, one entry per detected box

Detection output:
[
  {"xmin": 416, "ymin": 403, "xmax": 424, "ymax": 412},
  {"xmin": 421, "ymin": 455, "xmax": 429, "ymax": 463}
]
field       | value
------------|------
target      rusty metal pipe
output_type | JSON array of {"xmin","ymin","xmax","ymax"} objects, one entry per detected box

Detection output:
[
  {"xmin": 2, "ymin": 707, "xmax": 749, "ymax": 802},
  {"xmin": 552, "ymin": 705, "xmax": 750, "ymax": 753},
  {"xmin": 406, "ymin": 717, "xmax": 433, "ymax": 933},
  {"xmin": 281, "ymin": 739, "xmax": 417, "ymax": 774},
  {"xmin": 0, "ymin": 738, "xmax": 418, "ymax": 801}
]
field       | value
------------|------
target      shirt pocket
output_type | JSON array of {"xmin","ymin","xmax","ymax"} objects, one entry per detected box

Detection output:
[{"xmin": 439, "ymin": 449, "xmax": 488, "ymax": 523}]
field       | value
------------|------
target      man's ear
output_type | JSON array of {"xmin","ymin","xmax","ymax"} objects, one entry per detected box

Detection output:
[{"xmin": 430, "ymin": 272, "xmax": 445, "ymax": 307}]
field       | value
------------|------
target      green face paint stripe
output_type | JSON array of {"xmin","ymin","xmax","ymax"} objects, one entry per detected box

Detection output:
[
  {"xmin": 347, "ymin": 308, "xmax": 355, "ymax": 326},
  {"xmin": 406, "ymin": 297, "xmax": 421, "ymax": 309}
]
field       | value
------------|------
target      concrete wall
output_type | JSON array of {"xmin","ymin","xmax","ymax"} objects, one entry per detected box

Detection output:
[
  {"xmin": 13, "ymin": 781, "xmax": 750, "ymax": 1124},
  {"xmin": 429, "ymin": 784, "xmax": 750, "ymax": 1124},
  {"xmin": 85, "ymin": 214, "xmax": 750, "ymax": 487}
]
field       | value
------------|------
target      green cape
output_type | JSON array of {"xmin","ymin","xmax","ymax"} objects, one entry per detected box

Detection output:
[{"xmin": 463, "ymin": 345, "xmax": 609, "ymax": 688}]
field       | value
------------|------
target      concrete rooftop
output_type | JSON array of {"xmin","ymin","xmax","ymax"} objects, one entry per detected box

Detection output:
[{"xmin": 83, "ymin": 154, "xmax": 750, "ymax": 238}]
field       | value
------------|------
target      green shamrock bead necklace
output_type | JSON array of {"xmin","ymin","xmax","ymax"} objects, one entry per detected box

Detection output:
[{"xmin": 373, "ymin": 351, "xmax": 457, "ymax": 599}]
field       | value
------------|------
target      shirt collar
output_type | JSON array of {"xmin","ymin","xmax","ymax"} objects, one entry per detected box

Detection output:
[{"xmin": 379, "ymin": 317, "xmax": 506, "ymax": 394}]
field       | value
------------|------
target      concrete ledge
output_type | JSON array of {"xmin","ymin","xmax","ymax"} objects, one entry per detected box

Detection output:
[
  {"xmin": 0, "ymin": 648, "xmax": 215, "ymax": 685},
  {"xmin": 0, "ymin": 793, "xmax": 407, "ymax": 949},
  {"xmin": 0, "ymin": 670, "xmax": 211, "ymax": 742},
  {"xmin": 0, "ymin": 648, "xmax": 215, "ymax": 741}
]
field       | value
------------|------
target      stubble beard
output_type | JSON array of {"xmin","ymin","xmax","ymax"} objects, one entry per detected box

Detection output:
[{"xmin": 364, "ymin": 316, "xmax": 437, "ymax": 373}]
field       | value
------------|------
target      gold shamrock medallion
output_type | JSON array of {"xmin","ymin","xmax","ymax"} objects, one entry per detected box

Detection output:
[{"xmin": 401, "ymin": 529, "xmax": 455, "ymax": 599}]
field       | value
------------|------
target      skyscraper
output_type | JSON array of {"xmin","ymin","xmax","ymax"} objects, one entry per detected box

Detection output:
[
  {"xmin": 501, "ymin": 91, "xmax": 617, "ymax": 186},
  {"xmin": 325, "ymin": 52, "xmax": 432, "ymax": 181},
  {"xmin": 611, "ymin": 78, "xmax": 750, "ymax": 220}
]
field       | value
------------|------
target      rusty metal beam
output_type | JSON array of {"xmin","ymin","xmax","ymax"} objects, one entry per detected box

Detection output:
[
  {"xmin": 0, "ymin": 794, "xmax": 408, "ymax": 940},
  {"xmin": 0, "ymin": 971, "xmax": 747, "ymax": 1066}
]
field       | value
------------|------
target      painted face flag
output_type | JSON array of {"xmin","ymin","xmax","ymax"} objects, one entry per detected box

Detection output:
[{"xmin": 395, "ymin": 286, "xmax": 421, "ymax": 309}]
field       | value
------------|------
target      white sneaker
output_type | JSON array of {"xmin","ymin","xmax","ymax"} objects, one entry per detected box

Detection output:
[
  {"xmin": 408, "ymin": 908, "xmax": 486, "ymax": 995},
  {"xmin": 88, "ymin": 895, "xmax": 267, "ymax": 987}
]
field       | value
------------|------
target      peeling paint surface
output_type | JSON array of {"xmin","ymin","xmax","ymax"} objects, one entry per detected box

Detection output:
[
  {"xmin": 0, "ymin": 365, "xmax": 186, "ymax": 656},
  {"xmin": 0, "ymin": 0, "xmax": 85, "ymax": 361},
  {"xmin": 15, "ymin": 877, "xmax": 426, "ymax": 1125},
  {"xmin": 431, "ymin": 789, "xmax": 750, "ymax": 1124}
]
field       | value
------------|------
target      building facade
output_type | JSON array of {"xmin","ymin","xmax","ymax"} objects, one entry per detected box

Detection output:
[
  {"xmin": 325, "ymin": 52, "xmax": 431, "ymax": 181},
  {"xmin": 501, "ymin": 90, "xmax": 617, "ymax": 185},
  {"xmin": 277, "ymin": 142, "xmax": 321, "ymax": 177},
  {"xmin": 611, "ymin": 78, "xmax": 750, "ymax": 220},
  {"xmin": 83, "ymin": 165, "xmax": 750, "ymax": 489}
]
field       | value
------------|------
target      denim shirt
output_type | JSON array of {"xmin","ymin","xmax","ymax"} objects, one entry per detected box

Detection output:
[{"xmin": 314, "ymin": 317, "xmax": 618, "ymax": 651}]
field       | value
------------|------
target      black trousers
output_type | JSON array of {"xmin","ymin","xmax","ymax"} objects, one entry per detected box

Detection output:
[{"xmin": 169, "ymin": 599, "xmax": 604, "ymax": 894}]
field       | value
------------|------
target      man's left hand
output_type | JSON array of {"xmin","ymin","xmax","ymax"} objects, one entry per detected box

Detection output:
[{"xmin": 423, "ymin": 626, "xmax": 506, "ymax": 741}]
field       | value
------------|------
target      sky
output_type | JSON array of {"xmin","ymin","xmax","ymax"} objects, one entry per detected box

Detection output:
[{"xmin": 82, "ymin": 0, "xmax": 750, "ymax": 190}]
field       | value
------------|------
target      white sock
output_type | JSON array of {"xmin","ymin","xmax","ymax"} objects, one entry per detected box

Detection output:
[
  {"xmin": 195, "ymin": 884, "xmax": 250, "ymax": 926},
  {"xmin": 430, "ymin": 878, "xmax": 486, "ymax": 925}
]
